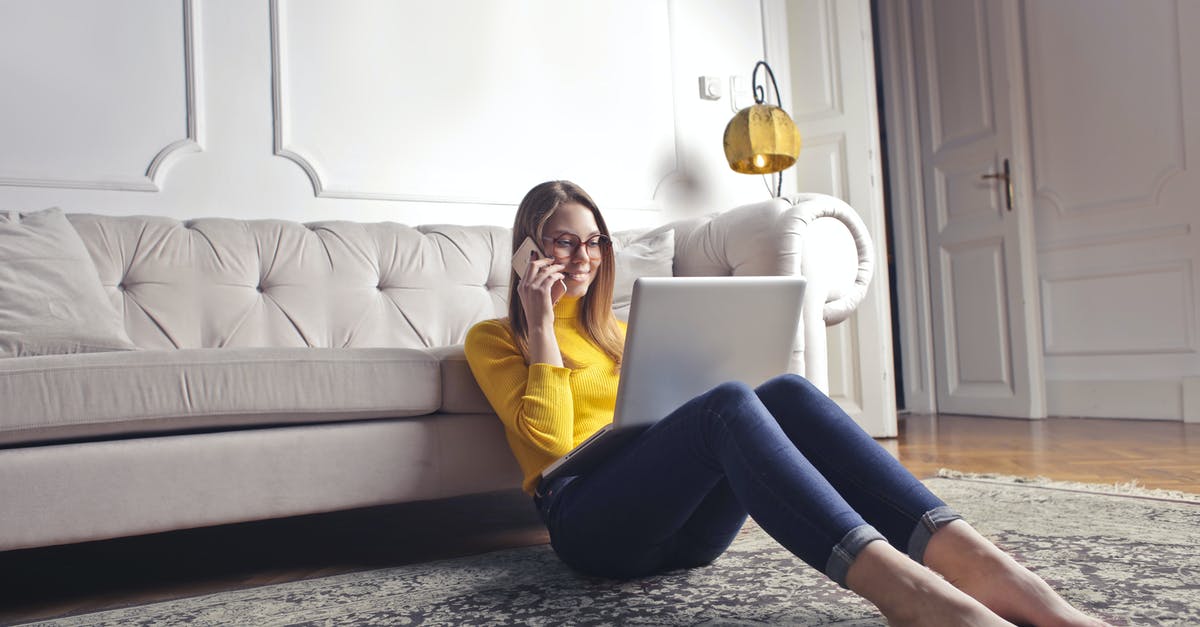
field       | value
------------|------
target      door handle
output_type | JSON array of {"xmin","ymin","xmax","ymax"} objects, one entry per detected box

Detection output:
[{"xmin": 981, "ymin": 158, "xmax": 1013, "ymax": 211}]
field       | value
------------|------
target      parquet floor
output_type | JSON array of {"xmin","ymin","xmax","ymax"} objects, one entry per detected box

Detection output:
[
  {"xmin": 1, "ymin": 414, "xmax": 1196, "ymax": 624},
  {"xmin": 888, "ymin": 413, "xmax": 1200, "ymax": 492}
]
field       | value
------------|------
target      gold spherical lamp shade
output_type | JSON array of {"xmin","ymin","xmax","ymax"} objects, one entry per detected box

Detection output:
[{"xmin": 723, "ymin": 104, "xmax": 802, "ymax": 175}]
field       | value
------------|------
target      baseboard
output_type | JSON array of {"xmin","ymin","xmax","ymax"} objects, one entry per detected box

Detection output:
[{"xmin": 1046, "ymin": 379, "xmax": 1190, "ymax": 421}]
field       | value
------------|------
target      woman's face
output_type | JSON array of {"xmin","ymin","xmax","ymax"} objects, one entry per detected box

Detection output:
[{"xmin": 540, "ymin": 201, "xmax": 603, "ymax": 300}]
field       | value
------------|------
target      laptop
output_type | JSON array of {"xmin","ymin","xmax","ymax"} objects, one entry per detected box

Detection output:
[{"xmin": 539, "ymin": 275, "xmax": 807, "ymax": 483}]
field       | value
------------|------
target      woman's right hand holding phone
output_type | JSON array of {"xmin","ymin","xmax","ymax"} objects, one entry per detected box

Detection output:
[
  {"xmin": 517, "ymin": 250, "xmax": 567, "ymax": 329},
  {"xmin": 517, "ymin": 250, "xmax": 568, "ymax": 367}
]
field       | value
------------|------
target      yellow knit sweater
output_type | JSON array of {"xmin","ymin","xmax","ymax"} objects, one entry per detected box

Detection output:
[{"xmin": 464, "ymin": 296, "xmax": 623, "ymax": 494}]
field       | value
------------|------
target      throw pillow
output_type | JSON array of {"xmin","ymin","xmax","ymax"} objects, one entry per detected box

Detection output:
[
  {"xmin": 611, "ymin": 228, "xmax": 674, "ymax": 321},
  {"xmin": 0, "ymin": 208, "xmax": 137, "ymax": 358}
]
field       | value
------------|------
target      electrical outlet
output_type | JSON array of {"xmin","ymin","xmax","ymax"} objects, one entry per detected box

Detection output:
[{"xmin": 698, "ymin": 76, "xmax": 722, "ymax": 100}]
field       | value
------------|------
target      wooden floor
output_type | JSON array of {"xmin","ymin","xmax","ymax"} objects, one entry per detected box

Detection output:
[
  {"xmin": 886, "ymin": 413, "xmax": 1200, "ymax": 492},
  {"xmin": 2, "ymin": 414, "xmax": 1197, "ymax": 624}
]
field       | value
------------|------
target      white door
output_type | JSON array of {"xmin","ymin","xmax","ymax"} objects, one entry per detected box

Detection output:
[
  {"xmin": 909, "ymin": 0, "xmax": 1046, "ymax": 417},
  {"xmin": 774, "ymin": 0, "xmax": 897, "ymax": 436}
]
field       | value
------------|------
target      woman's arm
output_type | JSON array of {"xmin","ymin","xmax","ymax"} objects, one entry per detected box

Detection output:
[{"xmin": 465, "ymin": 320, "xmax": 576, "ymax": 459}]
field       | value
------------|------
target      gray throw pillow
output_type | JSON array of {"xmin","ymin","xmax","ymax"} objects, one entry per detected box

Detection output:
[
  {"xmin": 611, "ymin": 228, "xmax": 675, "ymax": 322},
  {"xmin": 0, "ymin": 208, "xmax": 137, "ymax": 358}
]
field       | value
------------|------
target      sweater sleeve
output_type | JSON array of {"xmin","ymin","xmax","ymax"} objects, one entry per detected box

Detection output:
[{"xmin": 464, "ymin": 320, "xmax": 576, "ymax": 460}]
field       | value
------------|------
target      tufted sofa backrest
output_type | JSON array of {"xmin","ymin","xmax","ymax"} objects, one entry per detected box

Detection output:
[
  {"xmin": 66, "ymin": 215, "xmax": 512, "ymax": 350},
  {"xmin": 63, "ymin": 196, "xmax": 865, "ymax": 354}
]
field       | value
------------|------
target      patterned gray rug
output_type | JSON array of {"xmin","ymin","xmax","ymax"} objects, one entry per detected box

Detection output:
[{"xmin": 24, "ymin": 474, "xmax": 1200, "ymax": 626}]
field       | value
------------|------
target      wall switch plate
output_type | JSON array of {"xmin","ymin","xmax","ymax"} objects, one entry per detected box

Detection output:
[
  {"xmin": 698, "ymin": 76, "xmax": 723, "ymax": 100},
  {"xmin": 730, "ymin": 75, "xmax": 752, "ymax": 111}
]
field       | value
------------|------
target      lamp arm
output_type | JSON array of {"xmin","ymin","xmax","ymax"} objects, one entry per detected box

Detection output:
[{"xmin": 751, "ymin": 60, "xmax": 783, "ymax": 107}]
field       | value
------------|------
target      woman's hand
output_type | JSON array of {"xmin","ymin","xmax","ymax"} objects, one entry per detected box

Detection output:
[
  {"xmin": 518, "ymin": 252, "xmax": 567, "ymax": 325},
  {"xmin": 517, "ymin": 251, "xmax": 567, "ymax": 366}
]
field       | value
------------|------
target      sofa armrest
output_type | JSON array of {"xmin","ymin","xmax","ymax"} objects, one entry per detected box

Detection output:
[{"xmin": 656, "ymin": 194, "xmax": 875, "ymax": 392}]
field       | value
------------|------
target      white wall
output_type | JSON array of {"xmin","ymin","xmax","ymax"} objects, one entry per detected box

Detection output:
[
  {"xmin": 0, "ymin": 0, "xmax": 898, "ymax": 425},
  {"xmin": 0, "ymin": 0, "xmax": 773, "ymax": 232}
]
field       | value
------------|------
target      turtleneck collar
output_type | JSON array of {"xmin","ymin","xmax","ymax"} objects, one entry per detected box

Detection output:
[{"xmin": 554, "ymin": 295, "xmax": 583, "ymax": 319}]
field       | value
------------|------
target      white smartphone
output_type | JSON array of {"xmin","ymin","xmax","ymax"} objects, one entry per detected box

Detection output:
[{"xmin": 511, "ymin": 236, "xmax": 543, "ymax": 278}]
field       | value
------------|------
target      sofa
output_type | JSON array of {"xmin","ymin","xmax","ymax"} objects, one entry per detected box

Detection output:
[{"xmin": 0, "ymin": 193, "xmax": 873, "ymax": 552}]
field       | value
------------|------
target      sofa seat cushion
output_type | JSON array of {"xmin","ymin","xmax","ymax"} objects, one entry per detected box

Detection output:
[
  {"xmin": 0, "ymin": 347, "xmax": 440, "ymax": 446},
  {"xmin": 426, "ymin": 345, "xmax": 493, "ymax": 415}
]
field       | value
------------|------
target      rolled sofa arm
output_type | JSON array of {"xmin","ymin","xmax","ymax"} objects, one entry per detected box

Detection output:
[{"xmin": 656, "ymin": 194, "xmax": 874, "ymax": 393}]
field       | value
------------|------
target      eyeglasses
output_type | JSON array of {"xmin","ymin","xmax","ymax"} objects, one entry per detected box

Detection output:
[{"xmin": 541, "ymin": 233, "xmax": 612, "ymax": 260}]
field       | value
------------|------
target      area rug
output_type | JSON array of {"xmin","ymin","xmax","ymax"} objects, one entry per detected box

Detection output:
[{"xmin": 22, "ymin": 473, "xmax": 1200, "ymax": 626}]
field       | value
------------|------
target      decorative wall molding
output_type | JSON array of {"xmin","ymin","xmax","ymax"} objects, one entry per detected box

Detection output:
[
  {"xmin": 145, "ymin": 0, "xmax": 201, "ymax": 186},
  {"xmin": 1035, "ymin": 157, "xmax": 1184, "ymax": 219},
  {"xmin": 1047, "ymin": 378, "xmax": 1185, "ymax": 421},
  {"xmin": 1041, "ymin": 261, "xmax": 1196, "ymax": 356},
  {"xmin": 269, "ymin": 0, "xmax": 674, "ymax": 210},
  {"xmin": 0, "ymin": 0, "xmax": 200, "ymax": 193},
  {"xmin": 269, "ymin": 0, "xmax": 333, "ymax": 203},
  {"xmin": 1037, "ymin": 223, "xmax": 1191, "ymax": 254},
  {"xmin": 1027, "ymin": 0, "xmax": 1186, "ymax": 217}
]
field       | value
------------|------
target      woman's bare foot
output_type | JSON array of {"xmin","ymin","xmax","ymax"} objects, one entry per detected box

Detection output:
[
  {"xmin": 847, "ymin": 540, "xmax": 1013, "ymax": 626},
  {"xmin": 925, "ymin": 520, "xmax": 1110, "ymax": 627}
]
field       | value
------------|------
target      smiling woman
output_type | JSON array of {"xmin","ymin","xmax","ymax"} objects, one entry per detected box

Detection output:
[
  {"xmin": 462, "ymin": 180, "xmax": 1109, "ymax": 627},
  {"xmin": 503, "ymin": 181, "xmax": 623, "ymax": 371}
]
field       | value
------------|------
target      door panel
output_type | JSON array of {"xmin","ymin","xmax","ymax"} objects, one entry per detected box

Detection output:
[
  {"xmin": 927, "ymin": 0, "xmax": 994, "ymax": 152},
  {"xmin": 942, "ymin": 238, "xmax": 1012, "ymax": 395},
  {"xmin": 911, "ymin": 0, "xmax": 1045, "ymax": 417}
]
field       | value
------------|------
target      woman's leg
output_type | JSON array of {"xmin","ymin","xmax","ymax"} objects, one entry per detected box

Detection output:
[
  {"xmin": 924, "ymin": 520, "xmax": 1109, "ymax": 627},
  {"xmin": 545, "ymin": 380, "xmax": 1009, "ymax": 624},
  {"xmin": 547, "ymin": 380, "xmax": 880, "ymax": 582},
  {"xmin": 754, "ymin": 374, "xmax": 1106, "ymax": 626},
  {"xmin": 752, "ymin": 374, "xmax": 961, "ymax": 561}
]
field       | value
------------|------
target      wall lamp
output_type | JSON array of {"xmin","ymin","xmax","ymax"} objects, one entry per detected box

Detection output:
[{"xmin": 722, "ymin": 60, "xmax": 801, "ymax": 197}]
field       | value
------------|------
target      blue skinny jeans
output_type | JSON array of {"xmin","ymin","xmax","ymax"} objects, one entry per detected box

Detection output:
[{"xmin": 534, "ymin": 374, "xmax": 961, "ymax": 587}]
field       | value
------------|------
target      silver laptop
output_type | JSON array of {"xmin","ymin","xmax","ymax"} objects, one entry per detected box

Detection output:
[{"xmin": 539, "ymin": 275, "xmax": 807, "ymax": 483}]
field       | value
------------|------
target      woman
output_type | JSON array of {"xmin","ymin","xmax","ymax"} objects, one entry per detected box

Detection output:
[{"xmin": 465, "ymin": 181, "xmax": 1105, "ymax": 626}]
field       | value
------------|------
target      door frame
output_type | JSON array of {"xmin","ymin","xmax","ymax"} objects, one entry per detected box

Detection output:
[{"xmin": 875, "ymin": 0, "xmax": 1046, "ymax": 417}]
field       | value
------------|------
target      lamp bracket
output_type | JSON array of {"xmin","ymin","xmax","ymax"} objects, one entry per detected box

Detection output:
[{"xmin": 751, "ymin": 60, "xmax": 783, "ymax": 107}]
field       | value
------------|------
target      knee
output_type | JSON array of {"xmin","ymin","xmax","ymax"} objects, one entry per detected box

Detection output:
[
  {"xmin": 701, "ymin": 381, "xmax": 773, "ymax": 431},
  {"xmin": 703, "ymin": 380, "xmax": 757, "ymax": 407},
  {"xmin": 758, "ymin": 373, "xmax": 822, "ymax": 401},
  {"xmin": 755, "ymin": 373, "xmax": 835, "ymax": 423}
]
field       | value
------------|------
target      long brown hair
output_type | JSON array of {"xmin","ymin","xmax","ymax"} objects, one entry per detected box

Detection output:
[{"xmin": 507, "ymin": 181, "xmax": 624, "ymax": 367}]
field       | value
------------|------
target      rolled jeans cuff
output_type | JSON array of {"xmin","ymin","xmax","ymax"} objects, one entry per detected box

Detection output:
[
  {"xmin": 907, "ymin": 505, "xmax": 964, "ymax": 564},
  {"xmin": 825, "ymin": 524, "xmax": 886, "ymax": 589}
]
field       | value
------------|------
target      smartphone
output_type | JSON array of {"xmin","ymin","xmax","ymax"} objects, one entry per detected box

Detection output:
[{"xmin": 511, "ymin": 236, "xmax": 543, "ymax": 278}]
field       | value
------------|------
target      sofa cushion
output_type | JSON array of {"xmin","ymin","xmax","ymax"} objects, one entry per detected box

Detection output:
[
  {"xmin": 427, "ymin": 345, "xmax": 493, "ymax": 414},
  {"xmin": 611, "ymin": 227, "xmax": 675, "ymax": 322},
  {"xmin": 65, "ymin": 215, "xmax": 511, "ymax": 351},
  {"xmin": 0, "ymin": 347, "xmax": 440, "ymax": 446},
  {"xmin": 0, "ymin": 208, "xmax": 136, "ymax": 358}
]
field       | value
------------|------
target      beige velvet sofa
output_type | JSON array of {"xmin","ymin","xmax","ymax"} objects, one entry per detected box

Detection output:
[{"xmin": 0, "ymin": 194, "xmax": 873, "ymax": 552}]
